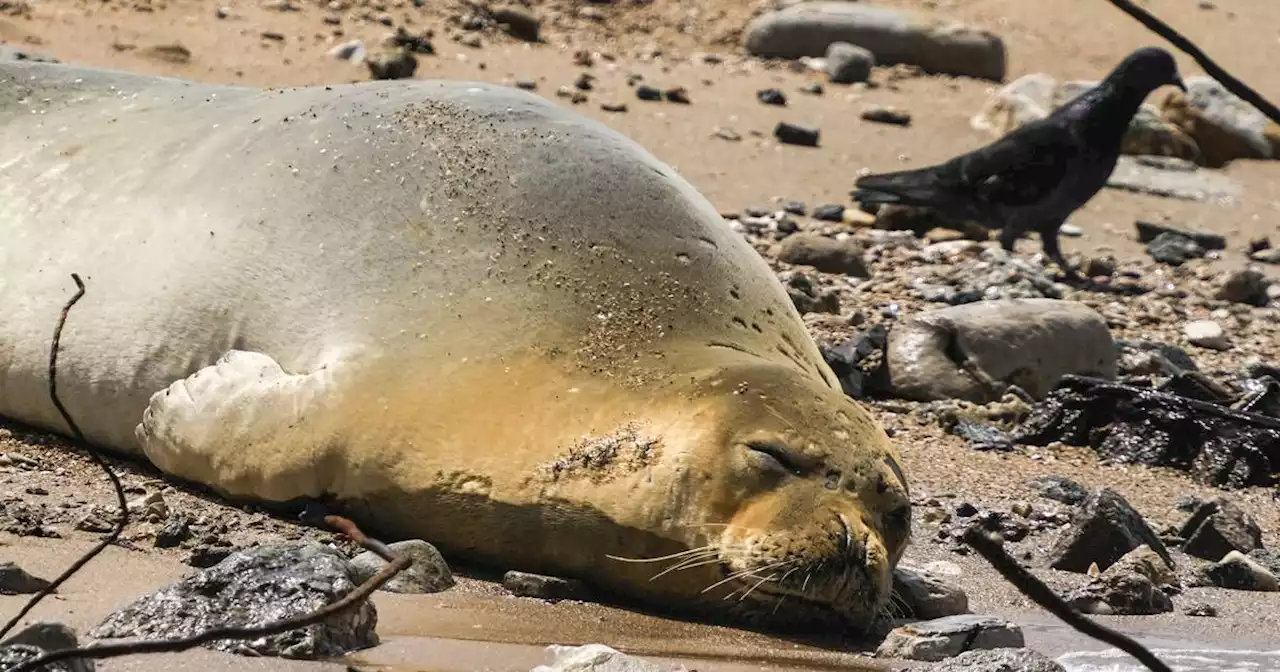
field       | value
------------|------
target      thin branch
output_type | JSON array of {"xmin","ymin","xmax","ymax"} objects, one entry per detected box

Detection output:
[
  {"xmin": 8, "ymin": 513, "xmax": 411, "ymax": 672},
  {"xmin": 0, "ymin": 273, "xmax": 130, "ymax": 640},
  {"xmin": 960, "ymin": 525, "xmax": 1172, "ymax": 672},
  {"xmin": 1104, "ymin": 0, "xmax": 1280, "ymax": 125}
]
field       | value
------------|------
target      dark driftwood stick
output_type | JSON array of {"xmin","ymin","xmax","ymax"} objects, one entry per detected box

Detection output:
[
  {"xmin": 961, "ymin": 526, "xmax": 1173, "ymax": 672},
  {"xmin": 1104, "ymin": 0, "xmax": 1280, "ymax": 125},
  {"xmin": 0, "ymin": 274, "xmax": 131, "ymax": 641}
]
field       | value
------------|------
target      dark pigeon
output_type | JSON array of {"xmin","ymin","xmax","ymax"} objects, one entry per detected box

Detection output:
[{"xmin": 850, "ymin": 47, "xmax": 1186, "ymax": 281}]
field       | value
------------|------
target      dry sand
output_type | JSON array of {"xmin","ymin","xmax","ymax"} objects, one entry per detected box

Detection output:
[{"xmin": 1, "ymin": 0, "xmax": 1279, "ymax": 670}]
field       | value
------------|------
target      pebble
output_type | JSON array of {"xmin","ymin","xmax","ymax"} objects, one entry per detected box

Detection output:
[
  {"xmin": 825, "ymin": 41, "xmax": 874, "ymax": 84},
  {"xmin": 503, "ymin": 570, "xmax": 590, "ymax": 601},
  {"xmin": 777, "ymin": 233, "xmax": 870, "ymax": 277},
  {"xmin": 811, "ymin": 204, "xmax": 845, "ymax": 222},
  {"xmin": 1183, "ymin": 602, "xmax": 1218, "ymax": 616},
  {"xmin": 636, "ymin": 85, "xmax": 663, "ymax": 101},
  {"xmin": 1027, "ymin": 475, "xmax": 1088, "ymax": 506},
  {"xmin": 1215, "ymin": 269, "xmax": 1271, "ymax": 306},
  {"xmin": 515, "ymin": 79, "xmax": 538, "ymax": 91},
  {"xmin": 861, "ymin": 106, "xmax": 912, "ymax": 126},
  {"xmin": 757, "ymin": 88, "xmax": 787, "ymax": 106},
  {"xmin": 491, "ymin": 6, "xmax": 540, "ymax": 42},
  {"xmin": 773, "ymin": 122, "xmax": 820, "ymax": 147},
  {"xmin": 664, "ymin": 87, "xmax": 691, "ymax": 104},
  {"xmin": 600, "ymin": 102, "xmax": 627, "ymax": 113},
  {"xmin": 1184, "ymin": 319, "xmax": 1231, "ymax": 350}
]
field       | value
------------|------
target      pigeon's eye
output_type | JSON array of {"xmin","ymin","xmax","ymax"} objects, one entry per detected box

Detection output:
[{"xmin": 744, "ymin": 442, "xmax": 803, "ymax": 476}]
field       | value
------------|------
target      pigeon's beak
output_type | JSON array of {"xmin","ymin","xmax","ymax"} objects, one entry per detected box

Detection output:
[{"xmin": 1172, "ymin": 76, "xmax": 1187, "ymax": 92}]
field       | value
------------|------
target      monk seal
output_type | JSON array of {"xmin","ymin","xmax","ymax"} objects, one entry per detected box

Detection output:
[{"xmin": 0, "ymin": 60, "xmax": 911, "ymax": 631}]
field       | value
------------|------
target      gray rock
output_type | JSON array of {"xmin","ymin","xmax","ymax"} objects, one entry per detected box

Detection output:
[
  {"xmin": 884, "ymin": 299, "xmax": 1116, "ymax": 403},
  {"xmin": 1215, "ymin": 269, "xmax": 1272, "ymax": 307},
  {"xmin": 1106, "ymin": 155, "xmax": 1243, "ymax": 202},
  {"xmin": 774, "ymin": 121, "xmax": 821, "ymax": 147},
  {"xmin": 1179, "ymin": 497, "xmax": 1263, "ymax": 561},
  {"xmin": 365, "ymin": 48, "xmax": 417, "ymax": 80},
  {"xmin": 930, "ymin": 647, "xmax": 1066, "ymax": 672},
  {"xmin": 0, "ymin": 621, "xmax": 94, "ymax": 672},
  {"xmin": 862, "ymin": 106, "xmax": 912, "ymax": 126},
  {"xmin": 0, "ymin": 622, "xmax": 81, "ymax": 652},
  {"xmin": 811, "ymin": 203, "xmax": 845, "ymax": 221},
  {"xmin": 1027, "ymin": 475, "xmax": 1088, "ymax": 505},
  {"xmin": 90, "ymin": 541, "xmax": 378, "ymax": 659},
  {"xmin": 1134, "ymin": 220, "xmax": 1226, "ymax": 250},
  {"xmin": 1184, "ymin": 320, "xmax": 1230, "ymax": 351},
  {"xmin": 1183, "ymin": 602, "xmax": 1217, "ymax": 617},
  {"xmin": 1046, "ymin": 487, "xmax": 1172, "ymax": 573},
  {"xmin": 1147, "ymin": 231, "xmax": 1205, "ymax": 265},
  {"xmin": 504, "ymin": 570, "xmax": 590, "ymax": 601},
  {"xmin": 1167, "ymin": 75, "xmax": 1274, "ymax": 167},
  {"xmin": 0, "ymin": 644, "xmax": 92, "ymax": 672},
  {"xmin": 825, "ymin": 41, "xmax": 873, "ymax": 84},
  {"xmin": 777, "ymin": 233, "xmax": 870, "ymax": 277},
  {"xmin": 875, "ymin": 614, "xmax": 1024, "ymax": 662},
  {"xmin": 743, "ymin": 2, "xmax": 1005, "ymax": 81},
  {"xmin": 1204, "ymin": 550, "xmax": 1278, "ymax": 591},
  {"xmin": 154, "ymin": 514, "xmax": 191, "ymax": 548},
  {"xmin": 350, "ymin": 539, "xmax": 454, "ymax": 594},
  {"xmin": 532, "ymin": 643, "xmax": 687, "ymax": 672},
  {"xmin": 1066, "ymin": 570, "xmax": 1172, "ymax": 615},
  {"xmin": 892, "ymin": 565, "xmax": 969, "ymax": 619},
  {"xmin": 0, "ymin": 562, "xmax": 51, "ymax": 595}
]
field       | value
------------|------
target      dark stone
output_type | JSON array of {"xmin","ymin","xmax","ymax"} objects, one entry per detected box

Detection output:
[
  {"xmin": 1215, "ymin": 269, "xmax": 1271, "ymax": 307},
  {"xmin": 154, "ymin": 514, "xmax": 192, "ymax": 548},
  {"xmin": 944, "ymin": 417, "xmax": 1014, "ymax": 452},
  {"xmin": 1179, "ymin": 498, "xmax": 1263, "ymax": 561},
  {"xmin": 954, "ymin": 502, "xmax": 979, "ymax": 518},
  {"xmin": 1044, "ymin": 487, "xmax": 1172, "ymax": 573},
  {"xmin": 811, "ymin": 203, "xmax": 845, "ymax": 221},
  {"xmin": 0, "ymin": 562, "xmax": 51, "ymax": 595},
  {"xmin": 1027, "ymin": 475, "xmax": 1089, "ymax": 506},
  {"xmin": 1013, "ymin": 375, "xmax": 1280, "ymax": 489},
  {"xmin": 365, "ymin": 49, "xmax": 417, "ymax": 80},
  {"xmin": 1135, "ymin": 220, "xmax": 1226, "ymax": 250},
  {"xmin": 186, "ymin": 544, "xmax": 235, "ymax": 568},
  {"xmin": 819, "ymin": 325, "xmax": 888, "ymax": 400},
  {"xmin": 774, "ymin": 122, "xmax": 820, "ymax": 147},
  {"xmin": 0, "ymin": 622, "xmax": 80, "ymax": 652},
  {"xmin": 574, "ymin": 72, "xmax": 596, "ymax": 91},
  {"xmin": 1066, "ymin": 572, "xmax": 1173, "ymax": 615},
  {"xmin": 91, "ymin": 542, "xmax": 378, "ymax": 658},
  {"xmin": 515, "ymin": 79, "xmax": 537, "ymax": 91},
  {"xmin": 491, "ymin": 6, "xmax": 541, "ymax": 41},
  {"xmin": 782, "ymin": 200, "xmax": 807, "ymax": 216},
  {"xmin": 389, "ymin": 26, "xmax": 434, "ymax": 54},
  {"xmin": 930, "ymin": 648, "xmax": 1065, "ymax": 672},
  {"xmin": 635, "ymin": 85, "xmax": 663, "ymax": 101},
  {"xmin": 861, "ymin": 107, "xmax": 912, "ymax": 126},
  {"xmin": 757, "ymin": 88, "xmax": 787, "ymax": 106},
  {"xmin": 503, "ymin": 570, "xmax": 589, "ymax": 601},
  {"xmin": 663, "ymin": 86, "xmax": 691, "ymax": 104},
  {"xmin": 1146, "ymin": 231, "xmax": 1205, "ymax": 265},
  {"xmin": 1234, "ymin": 376, "xmax": 1280, "ymax": 419}
]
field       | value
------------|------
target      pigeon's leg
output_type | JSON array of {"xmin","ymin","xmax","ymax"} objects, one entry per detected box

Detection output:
[
  {"xmin": 1038, "ymin": 220, "xmax": 1082, "ymax": 282},
  {"xmin": 998, "ymin": 225, "xmax": 1022, "ymax": 252}
]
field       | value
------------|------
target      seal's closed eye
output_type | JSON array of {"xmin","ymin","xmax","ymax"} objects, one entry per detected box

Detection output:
[{"xmin": 744, "ymin": 441, "xmax": 804, "ymax": 476}]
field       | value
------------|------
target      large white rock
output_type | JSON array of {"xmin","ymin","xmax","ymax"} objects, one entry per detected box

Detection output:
[
  {"xmin": 743, "ymin": 2, "xmax": 1005, "ymax": 81},
  {"xmin": 885, "ymin": 299, "xmax": 1117, "ymax": 403}
]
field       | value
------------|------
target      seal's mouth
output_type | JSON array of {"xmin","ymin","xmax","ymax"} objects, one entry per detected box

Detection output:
[{"xmin": 713, "ymin": 515, "xmax": 880, "ymax": 627}]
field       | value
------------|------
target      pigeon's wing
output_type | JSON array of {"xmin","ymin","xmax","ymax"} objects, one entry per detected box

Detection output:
[{"xmin": 949, "ymin": 118, "xmax": 1082, "ymax": 209}]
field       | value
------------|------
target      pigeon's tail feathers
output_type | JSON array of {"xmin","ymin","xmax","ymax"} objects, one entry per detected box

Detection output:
[{"xmin": 852, "ymin": 167, "xmax": 958, "ymax": 209}]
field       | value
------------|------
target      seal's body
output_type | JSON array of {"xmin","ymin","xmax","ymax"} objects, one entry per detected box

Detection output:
[{"xmin": 0, "ymin": 61, "xmax": 910, "ymax": 628}]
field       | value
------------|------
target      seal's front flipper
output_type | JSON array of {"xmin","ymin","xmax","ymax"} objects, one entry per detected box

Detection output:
[{"xmin": 135, "ymin": 349, "xmax": 346, "ymax": 502}]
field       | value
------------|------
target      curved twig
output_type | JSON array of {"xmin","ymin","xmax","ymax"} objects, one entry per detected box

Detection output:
[
  {"xmin": 0, "ymin": 273, "xmax": 130, "ymax": 641},
  {"xmin": 1104, "ymin": 0, "xmax": 1280, "ymax": 125},
  {"xmin": 961, "ymin": 525, "xmax": 1172, "ymax": 672}
]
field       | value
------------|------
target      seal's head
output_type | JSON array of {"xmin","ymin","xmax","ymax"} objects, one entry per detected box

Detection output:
[{"xmin": 652, "ymin": 354, "xmax": 911, "ymax": 631}]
